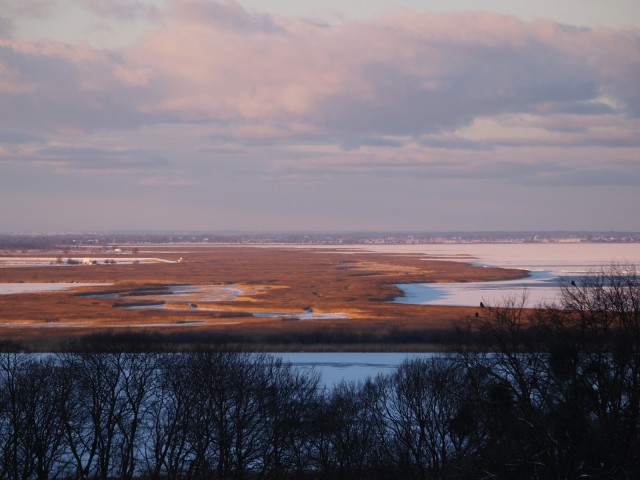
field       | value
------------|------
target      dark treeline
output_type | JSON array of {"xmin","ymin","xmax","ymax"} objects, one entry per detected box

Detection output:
[
  {"xmin": 69, "ymin": 328, "xmax": 462, "ymax": 349},
  {"xmin": 2, "ymin": 265, "xmax": 640, "ymax": 479}
]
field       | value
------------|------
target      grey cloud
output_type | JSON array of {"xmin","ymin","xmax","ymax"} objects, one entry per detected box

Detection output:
[
  {"xmin": 540, "ymin": 101, "xmax": 618, "ymax": 116},
  {"xmin": 0, "ymin": 16, "xmax": 12, "ymax": 37},
  {"xmin": 0, "ymin": 92, "xmax": 149, "ymax": 134},
  {"xmin": 77, "ymin": 0, "xmax": 160, "ymax": 20},
  {"xmin": 610, "ymin": 58, "xmax": 640, "ymax": 117},
  {"xmin": 420, "ymin": 137, "xmax": 493, "ymax": 151},
  {"xmin": 493, "ymin": 134, "xmax": 640, "ymax": 149},
  {"xmin": 266, "ymin": 144, "xmax": 640, "ymax": 188},
  {"xmin": 206, "ymin": 135, "xmax": 290, "ymax": 148},
  {"xmin": 526, "ymin": 166, "xmax": 640, "ymax": 187},
  {"xmin": 197, "ymin": 145, "xmax": 251, "ymax": 155},
  {"xmin": 315, "ymin": 46, "xmax": 600, "ymax": 136},
  {"xmin": 0, "ymin": 43, "xmax": 162, "ymax": 134},
  {"xmin": 0, "ymin": 0, "xmax": 58, "ymax": 18},
  {"xmin": 317, "ymin": 90, "xmax": 470, "ymax": 136},
  {"xmin": 207, "ymin": 126, "xmax": 407, "ymax": 151},
  {"xmin": 0, "ymin": 131, "xmax": 43, "ymax": 144},
  {"xmin": 38, "ymin": 146, "xmax": 129, "ymax": 156},
  {"xmin": 340, "ymin": 137, "xmax": 404, "ymax": 150},
  {"xmin": 35, "ymin": 145, "xmax": 169, "ymax": 171},
  {"xmin": 418, "ymin": 158, "xmax": 640, "ymax": 187},
  {"xmin": 172, "ymin": 0, "xmax": 285, "ymax": 33}
]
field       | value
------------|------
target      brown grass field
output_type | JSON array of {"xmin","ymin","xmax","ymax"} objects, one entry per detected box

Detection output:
[{"xmin": 0, "ymin": 245, "xmax": 527, "ymax": 350}]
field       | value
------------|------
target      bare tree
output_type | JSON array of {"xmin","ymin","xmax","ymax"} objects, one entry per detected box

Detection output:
[
  {"xmin": 458, "ymin": 264, "xmax": 640, "ymax": 479},
  {"xmin": 0, "ymin": 351, "xmax": 32, "ymax": 480},
  {"xmin": 377, "ymin": 357, "xmax": 478, "ymax": 480},
  {"xmin": 257, "ymin": 356, "xmax": 320, "ymax": 479},
  {"xmin": 537, "ymin": 264, "xmax": 640, "ymax": 478},
  {"xmin": 58, "ymin": 352, "xmax": 126, "ymax": 480},
  {"xmin": 144, "ymin": 353, "xmax": 198, "ymax": 480},
  {"xmin": 314, "ymin": 378, "xmax": 386, "ymax": 480},
  {"xmin": 0, "ymin": 353, "xmax": 68, "ymax": 480}
]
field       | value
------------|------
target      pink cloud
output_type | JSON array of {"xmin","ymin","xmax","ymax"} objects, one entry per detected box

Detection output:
[
  {"xmin": 126, "ymin": 4, "xmax": 640, "ymax": 138},
  {"xmin": 1, "ymin": 1, "xmax": 639, "ymax": 187}
]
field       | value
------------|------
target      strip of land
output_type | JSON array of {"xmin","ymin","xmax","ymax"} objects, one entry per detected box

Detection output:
[{"xmin": 0, "ymin": 245, "xmax": 527, "ymax": 350}]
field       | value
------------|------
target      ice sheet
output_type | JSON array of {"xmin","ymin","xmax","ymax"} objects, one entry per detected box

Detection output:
[
  {"xmin": 277, "ymin": 352, "xmax": 435, "ymax": 387},
  {"xmin": 385, "ymin": 243, "xmax": 640, "ymax": 307}
]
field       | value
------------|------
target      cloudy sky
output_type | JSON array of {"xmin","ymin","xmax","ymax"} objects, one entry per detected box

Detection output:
[{"xmin": 1, "ymin": 0, "xmax": 639, "ymax": 232}]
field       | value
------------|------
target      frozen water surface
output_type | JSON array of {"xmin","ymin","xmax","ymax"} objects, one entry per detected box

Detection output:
[
  {"xmin": 351, "ymin": 244, "xmax": 640, "ymax": 308},
  {"xmin": 396, "ymin": 271, "xmax": 563, "ymax": 307},
  {"xmin": 277, "ymin": 352, "xmax": 435, "ymax": 387}
]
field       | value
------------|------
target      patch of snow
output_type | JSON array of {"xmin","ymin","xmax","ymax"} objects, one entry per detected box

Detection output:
[
  {"xmin": 0, "ymin": 283, "xmax": 111, "ymax": 295},
  {"xmin": 0, "ymin": 257, "xmax": 176, "ymax": 267}
]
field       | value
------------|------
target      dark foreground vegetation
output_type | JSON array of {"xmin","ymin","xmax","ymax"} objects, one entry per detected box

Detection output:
[{"xmin": 1, "ymin": 265, "xmax": 640, "ymax": 479}]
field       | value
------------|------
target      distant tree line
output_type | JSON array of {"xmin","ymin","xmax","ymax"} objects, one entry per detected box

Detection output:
[
  {"xmin": 1, "ymin": 265, "xmax": 640, "ymax": 479},
  {"xmin": 2, "ymin": 232, "xmax": 640, "ymax": 250}
]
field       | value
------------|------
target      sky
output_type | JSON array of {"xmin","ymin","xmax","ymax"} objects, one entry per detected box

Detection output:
[{"xmin": 1, "ymin": 0, "xmax": 639, "ymax": 233}]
